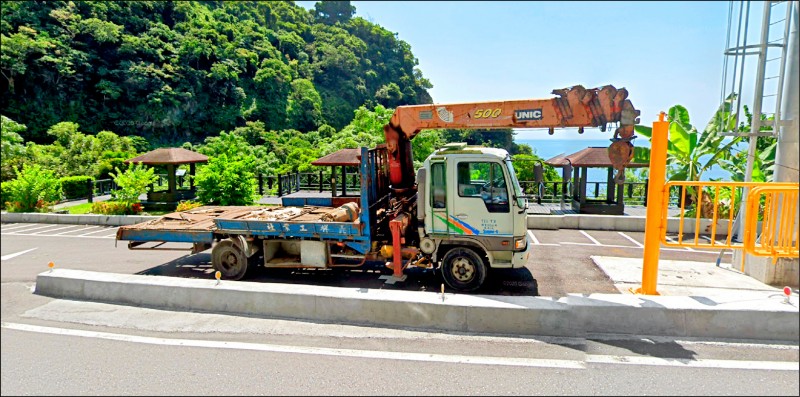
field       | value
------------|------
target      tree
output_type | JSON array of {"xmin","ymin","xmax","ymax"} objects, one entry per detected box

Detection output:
[
  {"xmin": 1, "ymin": 115, "xmax": 26, "ymax": 181},
  {"xmin": 313, "ymin": 1, "xmax": 356, "ymax": 25}
]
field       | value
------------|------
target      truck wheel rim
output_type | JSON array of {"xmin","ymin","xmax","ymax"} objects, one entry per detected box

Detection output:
[
  {"xmin": 220, "ymin": 249, "xmax": 241, "ymax": 273},
  {"xmin": 451, "ymin": 257, "xmax": 474, "ymax": 282}
]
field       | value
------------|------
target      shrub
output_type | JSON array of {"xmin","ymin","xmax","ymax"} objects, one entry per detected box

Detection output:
[
  {"xmin": 110, "ymin": 162, "xmax": 157, "ymax": 206},
  {"xmin": 176, "ymin": 200, "xmax": 203, "ymax": 212},
  {"xmin": 196, "ymin": 154, "xmax": 258, "ymax": 205},
  {"xmin": 0, "ymin": 181, "xmax": 9, "ymax": 210},
  {"xmin": 4, "ymin": 164, "xmax": 62, "ymax": 212},
  {"xmin": 90, "ymin": 201, "xmax": 143, "ymax": 215},
  {"xmin": 59, "ymin": 175, "xmax": 93, "ymax": 199}
]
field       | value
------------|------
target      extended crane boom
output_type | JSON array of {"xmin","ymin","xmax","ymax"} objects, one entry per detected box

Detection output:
[{"xmin": 383, "ymin": 84, "xmax": 641, "ymax": 188}]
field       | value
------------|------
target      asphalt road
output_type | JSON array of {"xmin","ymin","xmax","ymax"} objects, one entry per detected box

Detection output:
[
  {"xmin": 1, "ymin": 223, "xmax": 796, "ymax": 395},
  {"xmin": 0, "ymin": 222, "xmax": 734, "ymax": 297}
]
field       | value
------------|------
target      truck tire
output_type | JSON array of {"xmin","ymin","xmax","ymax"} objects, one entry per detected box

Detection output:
[
  {"xmin": 441, "ymin": 247, "xmax": 486, "ymax": 292},
  {"xmin": 212, "ymin": 240, "xmax": 250, "ymax": 280}
]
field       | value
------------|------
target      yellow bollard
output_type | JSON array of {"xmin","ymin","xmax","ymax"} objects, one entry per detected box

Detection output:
[{"xmin": 636, "ymin": 112, "xmax": 669, "ymax": 295}]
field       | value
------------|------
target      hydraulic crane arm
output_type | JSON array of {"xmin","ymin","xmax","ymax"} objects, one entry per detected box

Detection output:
[{"xmin": 383, "ymin": 85, "xmax": 641, "ymax": 188}]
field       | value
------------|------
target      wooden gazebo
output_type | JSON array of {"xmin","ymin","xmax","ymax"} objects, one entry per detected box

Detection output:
[
  {"xmin": 545, "ymin": 147, "xmax": 648, "ymax": 215},
  {"xmin": 124, "ymin": 148, "xmax": 208, "ymax": 205},
  {"xmin": 311, "ymin": 148, "xmax": 361, "ymax": 197}
]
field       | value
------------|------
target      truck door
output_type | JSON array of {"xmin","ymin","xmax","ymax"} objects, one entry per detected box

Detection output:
[
  {"xmin": 450, "ymin": 161, "xmax": 514, "ymax": 236},
  {"xmin": 429, "ymin": 160, "xmax": 450, "ymax": 234}
]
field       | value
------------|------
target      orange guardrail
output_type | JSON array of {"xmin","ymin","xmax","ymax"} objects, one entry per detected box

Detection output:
[
  {"xmin": 661, "ymin": 181, "xmax": 758, "ymax": 250},
  {"xmin": 743, "ymin": 185, "xmax": 799, "ymax": 262}
]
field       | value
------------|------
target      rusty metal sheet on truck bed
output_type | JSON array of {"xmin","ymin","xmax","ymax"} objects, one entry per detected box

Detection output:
[
  {"xmin": 116, "ymin": 205, "xmax": 360, "ymax": 244},
  {"xmin": 116, "ymin": 206, "xmax": 259, "ymax": 243},
  {"xmin": 213, "ymin": 206, "xmax": 364, "ymax": 240}
]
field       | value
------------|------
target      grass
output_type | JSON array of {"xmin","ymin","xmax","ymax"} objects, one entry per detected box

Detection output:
[
  {"xmin": 62, "ymin": 202, "xmax": 171, "ymax": 216},
  {"xmin": 66, "ymin": 203, "xmax": 93, "ymax": 214}
]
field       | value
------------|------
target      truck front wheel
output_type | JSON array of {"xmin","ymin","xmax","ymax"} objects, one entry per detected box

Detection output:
[
  {"xmin": 212, "ymin": 240, "xmax": 250, "ymax": 280},
  {"xmin": 441, "ymin": 247, "xmax": 486, "ymax": 292}
]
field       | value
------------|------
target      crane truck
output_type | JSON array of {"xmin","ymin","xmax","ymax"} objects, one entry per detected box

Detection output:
[{"xmin": 116, "ymin": 84, "xmax": 640, "ymax": 292}]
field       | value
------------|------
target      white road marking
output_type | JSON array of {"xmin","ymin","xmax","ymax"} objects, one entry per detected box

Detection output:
[
  {"xmin": 559, "ymin": 241, "xmax": 731, "ymax": 254},
  {"xmin": 5, "ymin": 322, "xmax": 793, "ymax": 372},
  {"xmin": 0, "ymin": 322, "xmax": 583, "ymax": 369},
  {"xmin": 665, "ymin": 235, "xmax": 696, "ymax": 251},
  {"xmin": 527, "ymin": 230, "xmax": 540, "ymax": 245},
  {"xmin": 0, "ymin": 232, "xmax": 115, "ymax": 240},
  {"xmin": 579, "ymin": 231, "xmax": 602, "ymax": 245},
  {"xmin": 2, "ymin": 223, "xmax": 44, "ymax": 231},
  {"xmin": 618, "ymin": 232, "xmax": 643, "ymax": 248},
  {"xmin": 52, "ymin": 226, "xmax": 100, "ymax": 235},
  {"xmin": 103, "ymin": 234, "xmax": 119, "ymax": 238},
  {"xmin": 4, "ymin": 224, "xmax": 62, "ymax": 234},
  {"xmin": 1, "ymin": 247, "xmax": 38, "ymax": 261},
  {"xmin": 29, "ymin": 225, "xmax": 80, "ymax": 234},
  {"xmin": 587, "ymin": 354, "xmax": 798, "ymax": 371},
  {"xmin": 78, "ymin": 227, "xmax": 117, "ymax": 236}
]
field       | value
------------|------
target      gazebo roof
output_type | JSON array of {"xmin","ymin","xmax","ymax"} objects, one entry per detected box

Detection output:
[
  {"xmin": 544, "ymin": 147, "xmax": 649, "ymax": 168},
  {"xmin": 311, "ymin": 148, "xmax": 361, "ymax": 167},
  {"xmin": 124, "ymin": 148, "xmax": 208, "ymax": 165}
]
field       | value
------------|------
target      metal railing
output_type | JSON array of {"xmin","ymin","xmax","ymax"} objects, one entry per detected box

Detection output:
[
  {"xmin": 271, "ymin": 171, "xmax": 360, "ymax": 197},
  {"xmin": 743, "ymin": 185, "xmax": 799, "ymax": 262},
  {"xmin": 518, "ymin": 179, "xmax": 653, "ymax": 205},
  {"xmin": 660, "ymin": 181, "xmax": 799, "ymax": 263}
]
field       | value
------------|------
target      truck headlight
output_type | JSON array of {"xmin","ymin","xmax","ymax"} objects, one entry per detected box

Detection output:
[{"xmin": 515, "ymin": 238, "xmax": 526, "ymax": 249}]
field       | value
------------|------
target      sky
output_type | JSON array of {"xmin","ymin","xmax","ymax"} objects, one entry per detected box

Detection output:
[{"xmin": 297, "ymin": 1, "xmax": 779, "ymax": 140}]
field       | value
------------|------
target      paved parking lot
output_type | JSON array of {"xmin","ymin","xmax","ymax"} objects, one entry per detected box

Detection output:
[{"xmin": 1, "ymin": 222, "xmax": 732, "ymax": 297}]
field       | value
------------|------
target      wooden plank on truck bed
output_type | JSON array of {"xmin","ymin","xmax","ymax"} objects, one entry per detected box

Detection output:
[{"xmin": 116, "ymin": 206, "xmax": 265, "ymax": 243}]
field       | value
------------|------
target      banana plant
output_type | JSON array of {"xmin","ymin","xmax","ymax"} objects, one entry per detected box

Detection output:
[
  {"xmin": 632, "ymin": 94, "xmax": 743, "ymax": 214},
  {"xmin": 632, "ymin": 93, "xmax": 743, "ymax": 182}
]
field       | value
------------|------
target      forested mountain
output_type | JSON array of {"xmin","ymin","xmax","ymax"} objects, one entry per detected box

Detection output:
[{"xmin": 1, "ymin": 0, "xmax": 433, "ymax": 144}]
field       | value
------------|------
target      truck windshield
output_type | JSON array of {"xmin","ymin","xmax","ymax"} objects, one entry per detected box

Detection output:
[{"xmin": 505, "ymin": 159, "xmax": 525, "ymax": 209}]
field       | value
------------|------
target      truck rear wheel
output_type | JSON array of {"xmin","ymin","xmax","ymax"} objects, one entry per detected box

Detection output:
[
  {"xmin": 212, "ymin": 240, "xmax": 250, "ymax": 280},
  {"xmin": 441, "ymin": 247, "xmax": 486, "ymax": 292}
]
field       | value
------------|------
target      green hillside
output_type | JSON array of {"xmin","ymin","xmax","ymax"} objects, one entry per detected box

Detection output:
[{"xmin": 1, "ymin": 1, "xmax": 432, "ymax": 144}]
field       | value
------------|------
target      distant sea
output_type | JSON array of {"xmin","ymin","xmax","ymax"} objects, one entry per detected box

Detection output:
[{"xmin": 515, "ymin": 138, "xmax": 730, "ymax": 182}]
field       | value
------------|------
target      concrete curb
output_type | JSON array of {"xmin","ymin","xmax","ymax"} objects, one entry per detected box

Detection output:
[
  {"xmin": 1, "ymin": 212, "xmax": 159, "ymax": 226},
  {"xmin": 35, "ymin": 269, "xmax": 799, "ymax": 342}
]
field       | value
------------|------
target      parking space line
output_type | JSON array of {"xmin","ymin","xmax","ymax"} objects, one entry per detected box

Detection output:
[
  {"xmin": 617, "ymin": 232, "xmax": 643, "ymax": 248},
  {"xmin": 579, "ymin": 231, "xmax": 601, "ymax": 245},
  {"xmin": 79, "ymin": 227, "xmax": 117, "ymax": 236},
  {"xmin": 102, "ymin": 234, "xmax": 118, "ymax": 238},
  {"xmin": 30, "ymin": 225, "xmax": 80, "ymax": 234},
  {"xmin": 559, "ymin": 241, "xmax": 731, "ymax": 254},
  {"xmin": 527, "ymin": 230, "xmax": 540, "ymax": 245},
  {"xmin": 52, "ymin": 226, "xmax": 101, "ymax": 235},
  {"xmin": 701, "ymin": 236, "xmax": 728, "ymax": 246},
  {"xmin": 4, "ymin": 224, "xmax": 62, "ymax": 233},
  {"xmin": 1, "ymin": 224, "xmax": 37, "ymax": 231},
  {"xmin": 0, "ymin": 232, "xmax": 119, "ymax": 239},
  {"xmin": 665, "ymin": 236, "xmax": 695, "ymax": 251}
]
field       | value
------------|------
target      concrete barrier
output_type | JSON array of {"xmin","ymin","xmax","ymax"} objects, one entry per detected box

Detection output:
[{"xmin": 34, "ymin": 269, "xmax": 799, "ymax": 342}]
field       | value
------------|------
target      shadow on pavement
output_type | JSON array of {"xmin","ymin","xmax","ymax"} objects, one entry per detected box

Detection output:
[{"xmin": 135, "ymin": 254, "xmax": 540, "ymax": 296}]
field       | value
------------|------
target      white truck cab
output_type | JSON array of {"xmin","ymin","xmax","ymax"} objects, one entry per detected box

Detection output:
[{"xmin": 416, "ymin": 142, "xmax": 531, "ymax": 291}]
